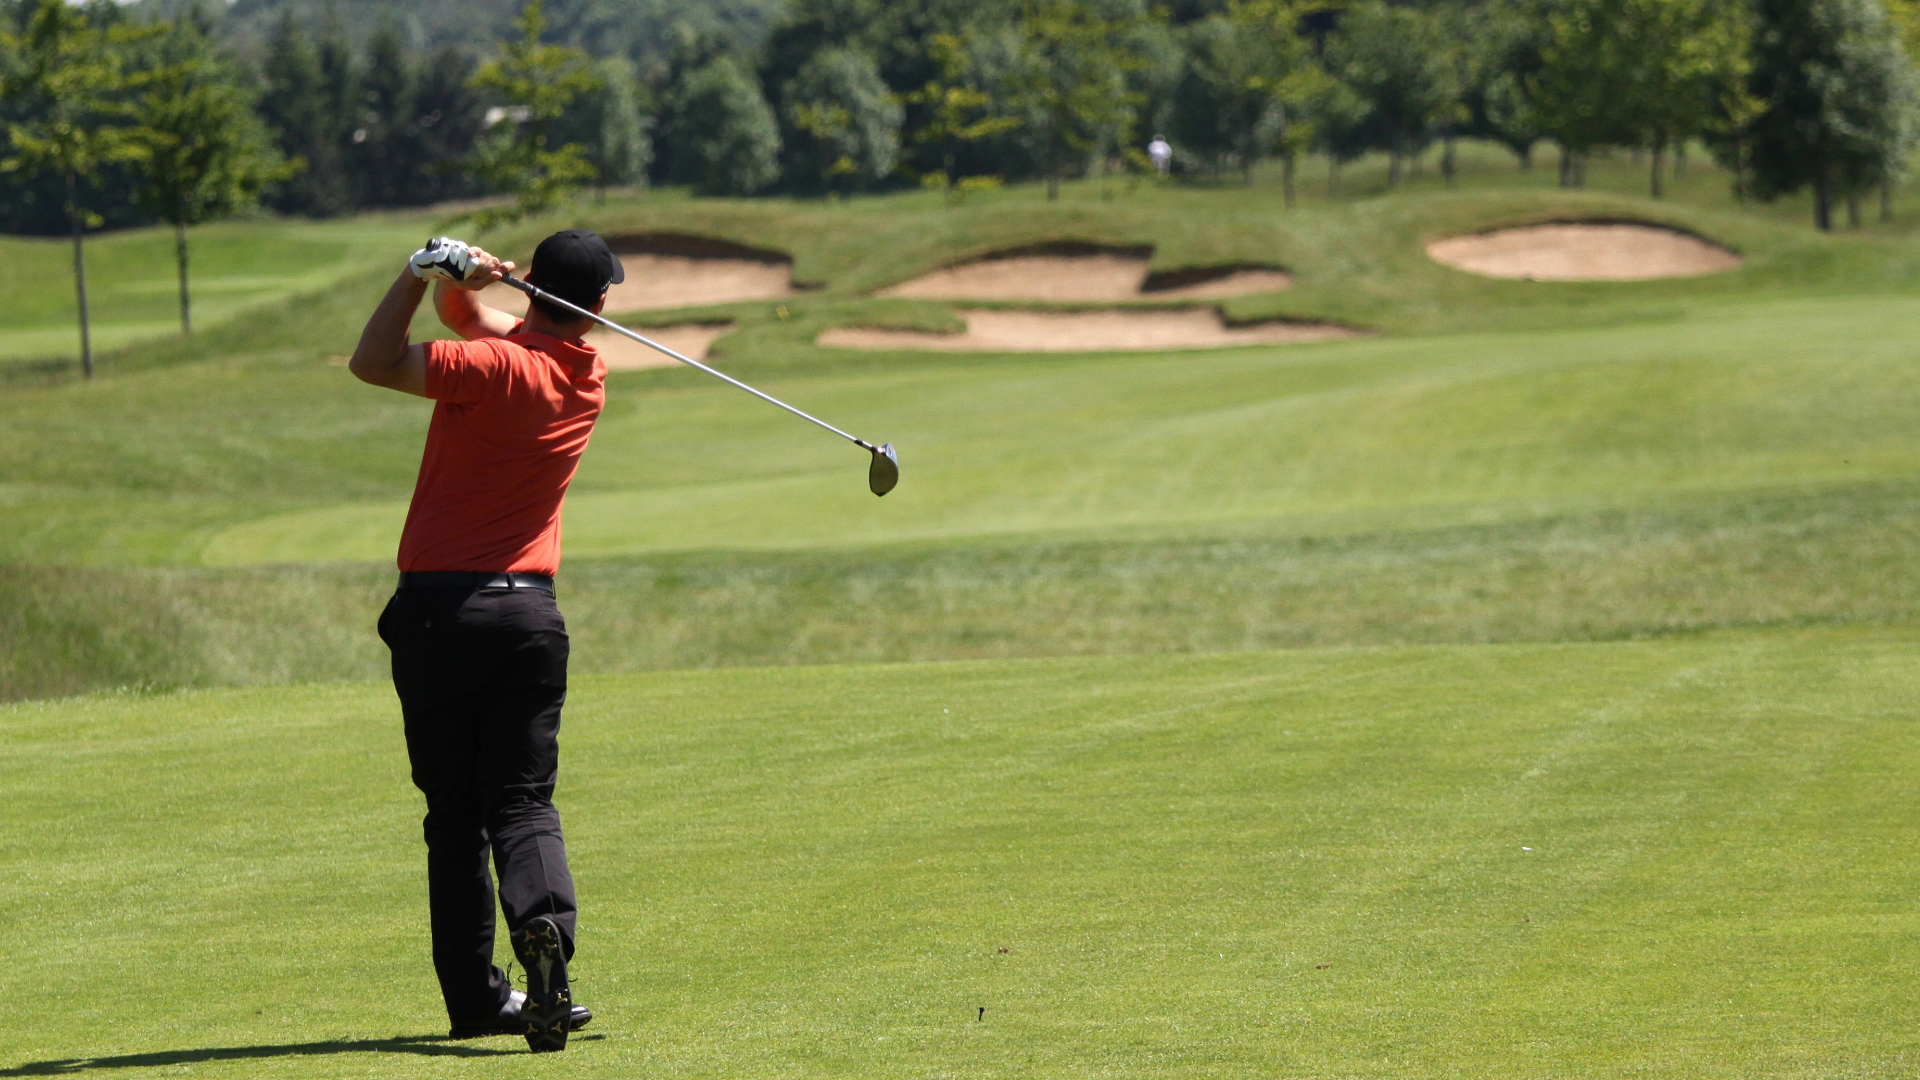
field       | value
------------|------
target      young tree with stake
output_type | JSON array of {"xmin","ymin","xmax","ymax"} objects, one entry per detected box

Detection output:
[
  {"xmin": 129, "ymin": 16, "xmax": 292, "ymax": 335},
  {"xmin": 0, "ymin": 0, "xmax": 147, "ymax": 380}
]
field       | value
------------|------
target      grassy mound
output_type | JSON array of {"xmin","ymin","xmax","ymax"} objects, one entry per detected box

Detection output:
[
  {"xmin": 5, "ymin": 146, "xmax": 1920, "ymax": 700},
  {"xmin": 3, "ymin": 631, "xmax": 1914, "ymax": 1077}
]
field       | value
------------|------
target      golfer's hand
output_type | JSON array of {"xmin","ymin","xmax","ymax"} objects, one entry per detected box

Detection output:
[
  {"xmin": 451, "ymin": 246, "xmax": 513, "ymax": 291},
  {"xmin": 409, "ymin": 238, "xmax": 515, "ymax": 288}
]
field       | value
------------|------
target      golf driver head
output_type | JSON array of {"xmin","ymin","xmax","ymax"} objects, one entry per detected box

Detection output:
[{"xmin": 868, "ymin": 442, "xmax": 899, "ymax": 496}]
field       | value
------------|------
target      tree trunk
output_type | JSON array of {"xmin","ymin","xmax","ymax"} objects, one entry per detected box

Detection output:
[
  {"xmin": 1282, "ymin": 151, "xmax": 1296, "ymax": 209},
  {"xmin": 1329, "ymin": 156, "xmax": 1339, "ymax": 197},
  {"xmin": 1847, "ymin": 193, "xmax": 1861, "ymax": 228},
  {"xmin": 1573, "ymin": 153, "xmax": 1586, "ymax": 189},
  {"xmin": 1558, "ymin": 145, "xmax": 1571, "ymax": 188},
  {"xmin": 1650, "ymin": 142, "xmax": 1665, "ymax": 199},
  {"xmin": 66, "ymin": 170, "xmax": 92, "ymax": 380},
  {"xmin": 1883, "ymin": 181, "xmax": 1895, "ymax": 223},
  {"xmin": 1442, "ymin": 134, "xmax": 1456, "ymax": 189},
  {"xmin": 1045, "ymin": 116, "xmax": 1060, "ymax": 201},
  {"xmin": 1813, "ymin": 172, "xmax": 1833, "ymax": 231},
  {"xmin": 175, "ymin": 217, "xmax": 192, "ymax": 335},
  {"xmin": 1388, "ymin": 145, "xmax": 1403, "ymax": 188},
  {"xmin": 1674, "ymin": 143, "xmax": 1687, "ymax": 180},
  {"xmin": 1517, "ymin": 142, "xmax": 1532, "ymax": 169}
]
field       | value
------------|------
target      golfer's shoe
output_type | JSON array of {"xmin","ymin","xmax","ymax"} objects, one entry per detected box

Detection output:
[
  {"xmin": 447, "ymin": 990, "xmax": 593, "ymax": 1039},
  {"xmin": 511, "ymin": 916, "xmax": 572, "ymax": 1052}
]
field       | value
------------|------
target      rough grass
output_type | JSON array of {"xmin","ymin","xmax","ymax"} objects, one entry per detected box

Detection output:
[
  {"xmin": 8, "ymin": 480, "xmax": 1919, "ymax": 702},
  {"xmin": 0, "ymin": 210, "xmax": 447, "ymax": 373},
  {"xmin": 6, "ymin": 148, "xmax": 1920, "ymax": 699},
  {"xmin": 2, "ymin": 630, "xmax": 1916, "ymax": 1077}
]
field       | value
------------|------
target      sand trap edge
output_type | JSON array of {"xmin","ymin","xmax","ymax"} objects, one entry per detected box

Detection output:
[
  {"xmin": 817, "ymin": 308, "xmax": 1368, "ymax": 353},
  {"xmin": 1424, "ymin": 218, "xmax": 1743, "ymax": 282}
]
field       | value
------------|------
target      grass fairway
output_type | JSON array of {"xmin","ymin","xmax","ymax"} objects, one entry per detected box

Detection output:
[
  {"xmin": 0, "ymin": 211, "xmax": 446, "ymax": 372},
  {"xmin": 3, "ymin": 629, "xmax": 1915, "ymax": 1078}
]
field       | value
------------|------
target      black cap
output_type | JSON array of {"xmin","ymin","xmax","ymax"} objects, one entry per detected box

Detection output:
[{"xmin": 527, "ymin": 229, "xmax": 625, "ymax": 310}]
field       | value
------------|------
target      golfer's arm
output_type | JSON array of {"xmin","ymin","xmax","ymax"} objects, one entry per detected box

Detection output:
[
  {"xmin": 348, "ymin": 270, "xmax": 430, "ymax": 397},
  {"xmin": 435, "ymin": 280, "xmax": 519, "ymax": 341}
]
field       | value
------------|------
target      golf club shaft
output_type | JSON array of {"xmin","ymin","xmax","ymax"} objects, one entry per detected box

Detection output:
[{"xmin": 497, "ymin": 276, "xmax": 876, "ymax": 451}]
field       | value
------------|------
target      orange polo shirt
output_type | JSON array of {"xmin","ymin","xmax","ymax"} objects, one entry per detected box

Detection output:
[{"xmin": 395, "ymin": 326, "xmax": 605, "ymax": 575}]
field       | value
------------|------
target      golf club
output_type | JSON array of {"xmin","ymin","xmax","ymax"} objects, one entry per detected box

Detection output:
[{"xmin": 498, "ymin": 274, "xmax": 899, "ymax": 497}]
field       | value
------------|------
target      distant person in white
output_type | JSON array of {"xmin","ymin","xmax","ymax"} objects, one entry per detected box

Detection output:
[{"xmin": 1148, "ymin": 135, "xmax": 1173, "ymax": 176}]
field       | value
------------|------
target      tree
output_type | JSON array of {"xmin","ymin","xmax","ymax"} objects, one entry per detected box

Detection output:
[
  {"xmin": 902, "ymin": 33, "xmax": 1022, "ymax": 203},
  {"xmin": 470, "ymin": 0, "xmax": 600, "ymax": 229},
  {"xmin": 782, "ymin": 47, "xmax": 903, "ymax": 195},
  {"xmin": 128, "ymin": 13, "xmax": 292, "ymax": 335},
  {"xmin": 1169, "ymin": 14, "xmax": 1284, "ymax": 181},
  {"xmin": 257, "ymin": 11, "xmax": 351, "ymax": 215},
  {"xmin": 410, "ymin": 45, "xmax": 488, "ymax": 206},
  {"xmin": 0, "ymin": 0, "xmax": 147, "ymax": 379},
  {"xmin": 664, "ymin": 55, "xmax": 782, "ymax": 195},
  {"xmin": 1746, "ymin": 0, "xmax": 1920, "ymax": 228},
  {"xmin": 1004, "ymin": 0, "xmax": 1148, "ymax": 200},
  {"xmin": 1461, "ymin": 0, "xmax": 1550, "ymax": 169},
  {"xmin": 1324, "ymin": 2, "xmax": 1459, "ymax": 187},
  {"xmin": 352, "ymin": 18, "xmax": 413, "ymax": 209},
  {"xmin": 1223, "ymin": 0, "xmax": 1329, "ymax": 203}
]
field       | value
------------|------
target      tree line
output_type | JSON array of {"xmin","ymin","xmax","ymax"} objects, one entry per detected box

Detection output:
[{"xmin": 4, "ymin": 0, "xmax": 1918, "ymax": 370}]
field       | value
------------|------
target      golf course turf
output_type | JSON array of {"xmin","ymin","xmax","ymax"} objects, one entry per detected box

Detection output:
[
  {"xmin": 3, "ymin": 631, "xmax": 1916, "ymax": 1077},
  {"xmin": 3, "ymin": 144, "xmax": 1920, "ymax": 1074}
]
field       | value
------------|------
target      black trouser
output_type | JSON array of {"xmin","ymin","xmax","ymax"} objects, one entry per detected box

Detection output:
[{"xmin": 378, "ymin": 583, "xmax": 578, "ymax": 1026}]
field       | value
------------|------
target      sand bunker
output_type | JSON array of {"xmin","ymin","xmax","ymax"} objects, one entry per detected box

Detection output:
[
  {"xmin": 589, "ymin": 322, "xmax": 731, "ymax": 368},
  {"xmin": 1426, "ymin": 223, "xmax": 1741, "ymax": 281},
  {"xmin": 879, "ymin": 244, "xmax": 1292, "ymax": 302},
  {"xmin": 480, "ymin": 233, "xmax": 796, "ymax": 314},
  {"xmin": 818, "ymin": 309, "xmax": 1359, "ymax": 353}
]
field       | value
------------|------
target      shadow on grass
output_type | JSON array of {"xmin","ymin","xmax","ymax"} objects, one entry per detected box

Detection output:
[{"xmin": 0, "ymin": 1032, "xmax": 605, "ymax": 1074}]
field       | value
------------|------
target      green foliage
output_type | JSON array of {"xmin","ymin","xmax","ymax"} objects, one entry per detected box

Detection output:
[
  {"xmin": 903, "ymin": 33, "xmax": 1021, "ymax": 203},
  {"xmin": 665, "ymin": 55, "xmax": 782, "ymax": 194},
  {"xmin": 594, "ymin": 57, "xmax": 655, "ymax": 190},
  {"xmin": 1002, "ymin": 0, "xmax": 1150, "ymax": 199},
  {"xmin": 1, "ymin": 1, "xmax": 145, "ymax": 228},
  {"xmin": 1324, "ymin": 1, "xmax": 1460, "ymax": 186},
  {"xmin": 1746, "ymin": 0, "xmax": 1920, "ymax": 228},
  {"xmin": 127, "ymin": 15, "xmax": 293, "ymax": 333},
  {"xmin": 469, "ymin": 0, "xmax": 602, "ymax": 229},
  {"xmin": 1, "ymin": 0, "xmax": 156, "ymax": 375},
  {"xmin": 781, "ymin": 47, "xmax": 904, "ymax": 193},
  {"xmin": 1530, "ymin": 0, "xmax": 1752, "ymax": 195},
  {"xmin": 256, "ymin": 11, "xmax": 353, "ymax": 215},
  {"xmin": 1169, "ymin": 1, "xmax": 1324, "ymax": 186},
  {"xmin": 1459, "ymin": 0, "xmax": 1551, "ymax": 165}
]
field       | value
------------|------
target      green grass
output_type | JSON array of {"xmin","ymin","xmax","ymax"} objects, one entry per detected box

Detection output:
[
  {"xmin": 0, "ymin": 209, "xmax": 450, "ymax": 372},
  {"xmin": 7, "ymin": 147, "xmax": 1920, "ymax": 698},
  {"xmin": 4, "ymin": 145, "xmax": 1920, "ymax": 1077},
  {"xmin": 4, "ymin": 629, "xmax": 1917, "ymax": 1077}
]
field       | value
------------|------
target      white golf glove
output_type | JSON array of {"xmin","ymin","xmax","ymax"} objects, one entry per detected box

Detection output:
[{"xmin": 409, "ymin": 236, "xmax": 474, "ymax": 282}]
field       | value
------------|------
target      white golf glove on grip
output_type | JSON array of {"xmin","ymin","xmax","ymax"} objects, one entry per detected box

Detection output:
[{"xmin": 410, "ymin": 236, "xmax": 474, "ymax": 282}]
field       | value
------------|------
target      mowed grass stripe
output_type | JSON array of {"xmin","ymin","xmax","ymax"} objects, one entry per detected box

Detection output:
[
  {"xmin": 2, "ymin": 631, "xmax": 1915, "ymax": 1077},
  {"xmin": 189, "ymin": 292, "xmax": 1920, "ymax": 566}
]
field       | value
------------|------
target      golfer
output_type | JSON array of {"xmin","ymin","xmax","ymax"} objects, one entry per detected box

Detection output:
[{"xmin": 346, "ymin": 230, "xmax": 624, "ymax": 1052}]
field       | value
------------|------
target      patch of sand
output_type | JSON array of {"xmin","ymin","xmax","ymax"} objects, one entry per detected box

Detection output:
[
  {"xmin": 818, "ymin": 309, "xmax": 1360, "ymax": 353},
  {"xmin": 1426, "ymin": 223, "xmax": 1741, "ymax": 281},
  {"xmin": 589, "ymin": 322, "xmax": 732, "ymax": 368},
  {"xmin": 879, "ymin": 247, "xmax": 1292, "ymax": 301},
  {"xmin": 479, "ymin": 253, "xmax": 795, "ymax": 315}
]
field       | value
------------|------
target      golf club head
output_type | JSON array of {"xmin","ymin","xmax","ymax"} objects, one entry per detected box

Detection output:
[{"xmin": 868, "ymin": 442, "xmax": 899, "ymax": 496}]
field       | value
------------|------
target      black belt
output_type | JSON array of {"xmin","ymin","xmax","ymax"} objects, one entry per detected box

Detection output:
[{"xmin": 398, "ymin": 571, "xmax": 555, "ymax": 594}]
